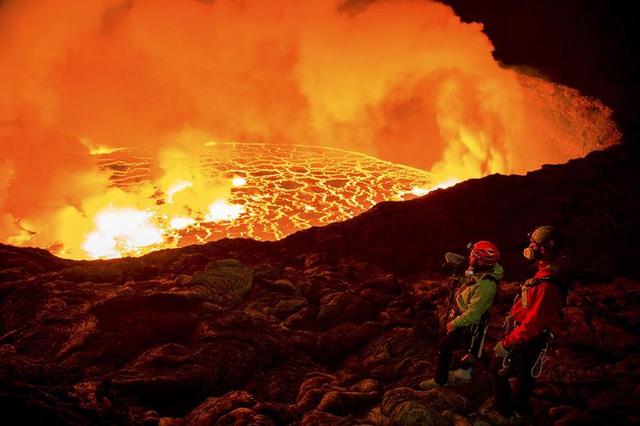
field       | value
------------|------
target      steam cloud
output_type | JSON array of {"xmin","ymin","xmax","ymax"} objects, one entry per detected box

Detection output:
[{"xmin": 0, "ymin": 0, "xmax": 620, "ymax": 256}]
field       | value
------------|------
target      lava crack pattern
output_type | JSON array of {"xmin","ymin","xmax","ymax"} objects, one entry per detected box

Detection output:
[{"xmin": 96, "ymin": 143, "xmax": 432, "ymax": 248}]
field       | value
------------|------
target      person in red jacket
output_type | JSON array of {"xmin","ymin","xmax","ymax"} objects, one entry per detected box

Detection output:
[{"xmin": 490, "ymin": 225, "xmax": 568, "ymax": 419}]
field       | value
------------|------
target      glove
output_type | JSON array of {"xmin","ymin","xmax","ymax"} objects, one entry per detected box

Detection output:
[
  {"xmin": 502, "ymin": 315, "xmax": 511, "ymax": 328},
  {"xmin": 494, "ymin": 341, "xmax": 509, "ymax": 358},
  {"xmin": 446, "ymin": 321, "xmax": 456, "ymax": 333}
]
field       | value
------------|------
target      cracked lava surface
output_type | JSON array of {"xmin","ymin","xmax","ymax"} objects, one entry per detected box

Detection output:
[{"xmin": 95, "ymin": 143, "xmax": 433, "ymax": 248}]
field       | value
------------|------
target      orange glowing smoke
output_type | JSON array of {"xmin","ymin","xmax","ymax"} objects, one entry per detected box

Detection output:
[{"xmin": 0, "ymin": 0, "xmax": 620, "ymax": 259}]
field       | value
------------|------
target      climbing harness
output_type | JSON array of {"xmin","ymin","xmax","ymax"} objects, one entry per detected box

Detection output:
[
  {"xmin": 498, "ymin": 352, "xmax": 512, "ymax": 377},
  {"xmin": 531, "ymin": 331, "xmax": 554, "ymax": 378},
  {"xmin": 461, "ymin": 315, "xmax": 490, "ymax": 367}
]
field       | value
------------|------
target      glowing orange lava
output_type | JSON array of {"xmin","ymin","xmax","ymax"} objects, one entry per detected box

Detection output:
[
  {"xmin": 0, "ymin": 0, "xmax": 621, "ymax": 260},
  {"xmin": 78, "ymin": 143, "xmax": 433, "ymax": 259}
]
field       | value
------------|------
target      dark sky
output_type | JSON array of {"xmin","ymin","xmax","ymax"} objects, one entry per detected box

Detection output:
[{"xmin": 442, "ymin": 0, "xmax": 640, "ymax": 139}]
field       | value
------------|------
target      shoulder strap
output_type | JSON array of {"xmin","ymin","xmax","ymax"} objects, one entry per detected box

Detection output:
[
  {"xmin": 483, "ymin": 274, "xmax": 499, "ymax": 284},
  {"xmin": 475, "ymin": 272, "xmax": 499, "ymax": 285},
  {"xmin": 539, "ymin": 275, "xmax": 569, "ymax": 297},
  {"xmin": 524, "ymin": 276, "xmax": 569, "ymax": 308}
]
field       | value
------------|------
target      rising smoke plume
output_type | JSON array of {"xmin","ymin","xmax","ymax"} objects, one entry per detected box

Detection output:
[{"xmin": 0, "ymin": 0, "xmax": 620, "ymax": 258}]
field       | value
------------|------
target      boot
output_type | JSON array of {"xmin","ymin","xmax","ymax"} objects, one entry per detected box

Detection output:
[{"xmin": 449, "ymin": 368, "xmax": 472, "ymax": 383}]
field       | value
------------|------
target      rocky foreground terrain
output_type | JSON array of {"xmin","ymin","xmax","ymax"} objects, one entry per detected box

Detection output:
[{"xmin": 1, "ymin": 144, "xmax": 639, "ymax": 425}]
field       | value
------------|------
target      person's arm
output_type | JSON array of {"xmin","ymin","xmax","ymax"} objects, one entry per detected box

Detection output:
[
  {"xmin": 503, "ymin": 282, "xmax": 563, "ymax": 347},
  {"xmin": 450, "ymin": 279, "xmax": 496, "ymax": 328}
]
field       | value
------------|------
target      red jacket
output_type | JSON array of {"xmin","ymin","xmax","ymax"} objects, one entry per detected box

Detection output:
[{"xmin": 503, "ymin": 261, "xmax": 565, "ymax": 348}]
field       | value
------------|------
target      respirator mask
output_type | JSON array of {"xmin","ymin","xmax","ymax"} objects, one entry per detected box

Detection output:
[
  {"xmin": 523, "ymin": 226, "xmax": 562, "ymax": 261},
  {"xmin": 523, "ymin": 243, "xmax": 540, "ymax": 261}
]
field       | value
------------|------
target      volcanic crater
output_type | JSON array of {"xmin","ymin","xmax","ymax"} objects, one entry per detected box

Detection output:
[
  {"xmin": 96, "ymin": 143, "xmax": 433, "ymax": 245},
  {"xmin": 1, "ymin": 143, "xmax": 639, "ymax": 425}
]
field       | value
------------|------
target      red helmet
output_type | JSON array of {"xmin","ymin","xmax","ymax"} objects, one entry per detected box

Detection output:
[{"xmin": 470, "ymin": 240, "xmax": 500, "ymax": 265}]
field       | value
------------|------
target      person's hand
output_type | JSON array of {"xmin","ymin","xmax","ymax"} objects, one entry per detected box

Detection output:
[
  {"xmin": 494, "ymin": 341, "xmax": 509, "ymax": 358},
  {"xmin": 502, "ymin": 315, "xmax": 511, "ymax": 328},
  {"xmin": 446, "ymin": 321, "xmax": 456, "ymax": 333}
]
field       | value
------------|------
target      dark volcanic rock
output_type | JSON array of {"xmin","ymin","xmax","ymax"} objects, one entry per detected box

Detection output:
[
  {"xmin": 282, "ymin": 144, "xmax": 640, "ymax": 281},
  {"xmin": 1, "ymin": 145, "xmax": 640, "ymax": 424},
  {"xmin": 184, "ymin": 390, "xmax": 256, "ymax": 425},
  {"xmin": 381, "ymin": 387, "xmax": 450, "ymax": 426},
  {"xmin": 316, "ymin": 321, "xmax": 383, "ymax": 366},
  {"xmin": 0, "ymin": 244, "xmax": 73, "ymax": 274},
  {"xmin": 300, "ymin": 410, "xmax": 357, "ymax": 426}
]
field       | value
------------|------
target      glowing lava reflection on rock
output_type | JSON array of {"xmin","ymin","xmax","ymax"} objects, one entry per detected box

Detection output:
[{"xmin": 88, "ymin": 143, "xmax": 433, "ymax": 258}]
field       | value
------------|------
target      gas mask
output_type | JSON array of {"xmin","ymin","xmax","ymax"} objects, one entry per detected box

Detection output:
[
  {"xmin": 523, "ymin": 241, "xmax": 545, "ymax": 261},
  {"xmin": 524, "ymin": 226, "xmax": 562, "ymax": 261},
  {"xmin": 523, "ymin": 245, "xmax": 538, "ymax": 261}
]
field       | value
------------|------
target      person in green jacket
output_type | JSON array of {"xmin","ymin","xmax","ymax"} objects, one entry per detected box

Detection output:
[{"xmin": 421, "ymin": 241, "xmax": 503, "ymax": 388}]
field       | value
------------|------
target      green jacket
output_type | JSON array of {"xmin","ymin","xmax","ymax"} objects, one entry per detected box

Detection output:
[{"xmin": 450, "ymin": 263, "xmax": 503, "ymax": 328}]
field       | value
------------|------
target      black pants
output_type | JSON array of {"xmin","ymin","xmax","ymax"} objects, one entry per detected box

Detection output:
[
  {"xmin": 489, "ymin": 335, "xmax": 547, "ymax": 417},
  {"xmin": 434, "ymin": 326, "xmax": 470, "ymax": 385}
]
